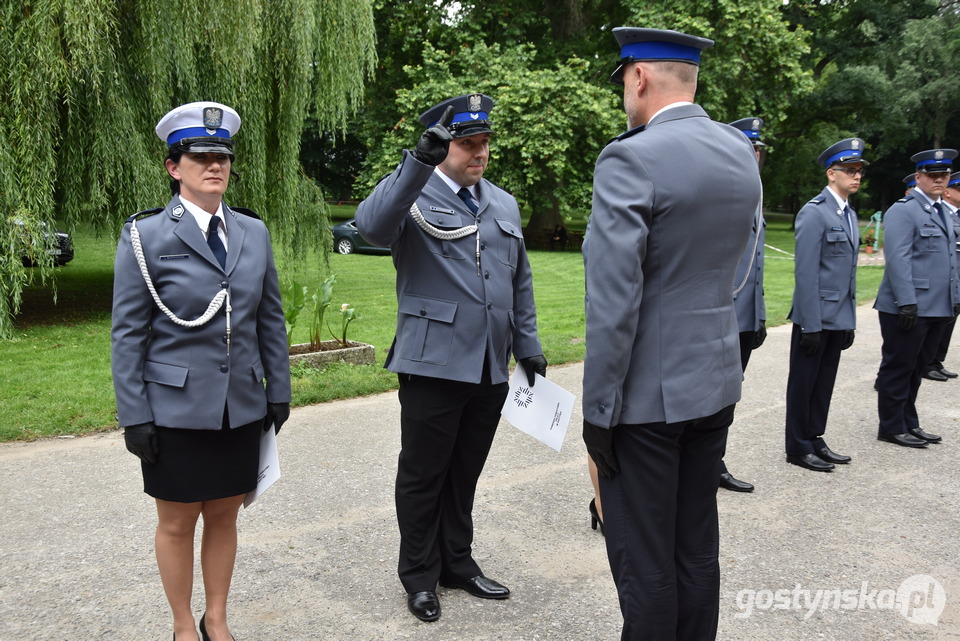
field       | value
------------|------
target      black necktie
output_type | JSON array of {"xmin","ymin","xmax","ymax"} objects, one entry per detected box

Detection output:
[
  {"xmin": 934, "ymin": 202, "xmax": 948, "ymax": 231},
  {"xmin": 207, "ymin": 216, "xmax": 227, "ymax": 268},
  {"xmin": 457, "ymin": 187, "xmax": 479, "ymax": 215}
]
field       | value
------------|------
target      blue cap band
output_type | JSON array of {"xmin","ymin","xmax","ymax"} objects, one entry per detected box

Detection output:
[
  {"xmin": 167, "ymin": 127, "xmax": 231, "ymax": 146},
  {"xmin": 620, "ymin": 41, "xmax": 703, "ymax": 64},
  {"xmin": 432, "ymin": 111, "xmax": 490, "ymax": 127},
  {"xmin": 824, "ymin": 149, "xmax": 863, "ymax": 167},
  {"xmin": 916, "ymin": 158, "xmax": 952, "ymax": 169}
]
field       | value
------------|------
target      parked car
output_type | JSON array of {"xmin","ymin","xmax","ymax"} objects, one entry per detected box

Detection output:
[
  {"xmin": 14, "ymin": 219, "xmax": 74, "ymax": 267},
  {"xmin": 330, "ymin": 218, "xmax": 390, "ymax": 255}
]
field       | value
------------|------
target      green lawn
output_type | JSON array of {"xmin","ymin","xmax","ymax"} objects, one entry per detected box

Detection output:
[{"xmin": 0, "ymin": 216, "xmax": 885, "ymax": 441}]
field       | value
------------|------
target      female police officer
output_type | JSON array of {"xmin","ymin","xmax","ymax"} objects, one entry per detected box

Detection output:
[{"xmin": 111, "ymin": 102, "xmax": 290, "ymax": 641}]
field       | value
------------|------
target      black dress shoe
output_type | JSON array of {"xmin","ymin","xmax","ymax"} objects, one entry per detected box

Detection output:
[
  {"xmin": 407, "ymin": 591, "xmax": 441, "ymax": 622},
  {"xmin": 440, "ymin": 574, "xmax": 510, "ymax": 599},
  {"xmin": 199, "ymin": 613, "xmax": 234, "ymax": 641},
  {"xmin": 908, "ymin": 427, "xmax": 942, "ymax": 443},
  {"xmin": 921, "ymin": 369, "xmax": 949, "ymax": 381},
  {"xmin": 719, "ymin": 472, "xmax": 754, "ymax": 492},
  {"xmin": 816, "ymin": 446, "xmax": 851, "ymax": 464},
  {"xmin": 588, "ymin": 498, "xmax": 604, "ymax": 534},
  {"xmin": 786, "ymin": 453, "xmax": 834, "ymax": 472},
  {"xmin": 940, "ymin": 367, "xmax": 958, "ymax": 378},
  {"xmin": 877, "ymin": 432, "xmax": 928, "ymax": 448}
]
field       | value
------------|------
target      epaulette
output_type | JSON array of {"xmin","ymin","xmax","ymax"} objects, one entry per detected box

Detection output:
[
  {"xmin": 807, "ymin": 196, "xmax": 826, "ymax": 205},
  {"xmin": 375, "ymin": 172, "xmax": 393, "ymax": 186},
  {"xmin": 230, "ymin": 206, "xmax": 261, "ymax": 220},
  {"xmin": 897, "ymin": 195, "xmax": 914, "ymax": 204},
  {"xmin": 609, "ymin": 124, "xmax": 646, "ymax": 144},
  {"xmin": 124, "ymin": 207, "xmax": 164, "ymax": 224}
]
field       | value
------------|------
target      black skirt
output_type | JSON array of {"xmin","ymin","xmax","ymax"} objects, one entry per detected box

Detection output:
[{"xmin": 142, "ymin": 418, "xmax": 264, "ymax": 503}]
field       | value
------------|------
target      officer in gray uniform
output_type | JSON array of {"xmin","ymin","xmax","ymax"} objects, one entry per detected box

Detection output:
[
  {"xmin": 784, "ymin": 138, "xmax": 866, "ymax": 472},
  {"xmin": 720, "ymin": 116, "xmax": 768, "ymax": 493},
  {"xmin": 926, "ymin": 171, "xmax": 960, "ymax": 379},
  {"xmin": 582, "ymin": 28, "xmax": 760, "ymax": 641},
  {"xmin": 355, "ymin": 94, "xmax": 547, "ymax": 623},
  {"xmin": 875, "ymin": 149, "xmax": 959, "ymax": 447}
]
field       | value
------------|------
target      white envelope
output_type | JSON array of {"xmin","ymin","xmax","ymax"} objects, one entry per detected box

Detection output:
[{"xmin": 501, "ymin": 363, "xmax": 576, "ymax": 451}]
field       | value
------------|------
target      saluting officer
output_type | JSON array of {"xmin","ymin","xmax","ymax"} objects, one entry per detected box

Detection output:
[
  {"xmin": 720, "ymin": 116, "xmax": 768, "ymax": 493},
  {"xmin": 582, "ymin": 28, "xmax": 760, "ymax": 641},
  {"xmin": 784, "ymin": 138, "xmax": 865, "ymax": 472},
  {"xmin": 875, "ymin": 149, "xmax": 959, "ymax": 448},
  {"xmin": 355, "ymin": 94, "xmax": 547, "ymax": 623},
  {"xmin": 111, "ymin": 102, "xmax": 291, "ymax": 641}
]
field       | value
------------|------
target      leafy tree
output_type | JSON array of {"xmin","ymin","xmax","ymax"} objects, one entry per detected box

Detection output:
[
  {"xmin": 0, "ymin": 0, "xmax": 376, "ymax": 337},
  {"xmin": 356, "ymin": 42, "xmax": 623, "ymax": 230}
]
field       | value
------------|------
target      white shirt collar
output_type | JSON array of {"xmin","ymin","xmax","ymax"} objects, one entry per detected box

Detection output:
[
  {"xmin": 648, "ymin": 101, "xmax": 693, "ymax": 125},
  {"xmin": 434, "ymin": 166, "xmax": 477, "ymax": 200},
  {"xmin": 913, "ymin": 187, "xmax": 938, "ymax": 207},
  {"xmin": 179, "ymin": 196, "xmax": 227, "ymax": 249},
  {"xmin": 826, "ymin": 186, "xmax": 848, "ymax": 212}
]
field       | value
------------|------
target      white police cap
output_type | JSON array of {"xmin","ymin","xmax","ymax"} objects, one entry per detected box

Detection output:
[{"xmin": 155, "ymin": 101, "xmax": 241, "ymax": 156}]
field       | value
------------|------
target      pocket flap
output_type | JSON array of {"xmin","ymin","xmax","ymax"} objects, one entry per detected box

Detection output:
[
  {"xmin": 496, "ymin": 218, "xmax": 523, "ymax": 239},
  {"xmin": 143, "ymin": 360, "xmax": 188, "ymax": 387},
  {"xmin": 913, "ymin": 278, "xmax": 930, "ymax": 290},
  {"xmin": 920, "ymin": 227, "xmax": 942, "ymax": 238},
  {"xmin": 826, "ymin": 232, "xmax": 846, "ymax": 242},
  {"xmin": 819, "ymin": 289, "xmax": 840, "ymax": 302},
  {"xmin": 399, "ymin": 295, "xmax": 459, "ymax": 323}
]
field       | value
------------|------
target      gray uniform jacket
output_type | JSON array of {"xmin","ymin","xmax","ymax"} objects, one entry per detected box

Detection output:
[
  {"xmin": 582, "ymin": 104, "xmax": 760, "ymax": 427},
  {"xmin": 788, "ymin": 188, "xmax": 859, "ymax": 332},
  {"xmin": 874, "ymin": 189, "xmax": 960, "ymax": 317},
  {"xmin": 733, "ymin": 209, "xmax": 766, "ymax": 333},
  {"xmin": 355, "ymin": 150, "xmax": 542, "ymax": 384},
  {"xmin": 111, "ymin": 196, "xmax": 291, "ymax": 430}
]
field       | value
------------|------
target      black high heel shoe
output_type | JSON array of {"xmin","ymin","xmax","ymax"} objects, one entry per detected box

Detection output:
[
  {"xmin": 199, "ymin": 613, "xmax": 236, "ymax": 641},
  {"xmin": 589, "ymin": 498, "xmax": 604, "ymax": 535}
]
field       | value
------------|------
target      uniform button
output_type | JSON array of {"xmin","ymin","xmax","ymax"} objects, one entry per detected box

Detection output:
[
  {"xmin": 221, "ymin": 280, "xmax": 228, "ymax": 288},
  {"xmin": 484, "ymin": 271, "xmax": 490, "ymax": 279},
  {"xmin": 598, "ymin": 404, "xmax": 606, "ymax": 414},
  {"xmin": 222, "ymin": 335, "xmax": 228, "ymax": 344},
  {"xmin": 219, "ymin": 365, "xmax": 228, "ymax": 373},
  {"xmin": 420, "ymin": 309, "xmax": 427, "ymax": 316},
  {"xmin": 480, "ymin": 243, "xmax": 486, "ymax": 250},
  {"xmin": 487, "ymin": 303, "xmax": 493, "ymax": 310}
]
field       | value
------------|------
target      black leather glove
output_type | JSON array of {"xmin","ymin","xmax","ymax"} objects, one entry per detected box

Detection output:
[
  {"xmin": 411, "ymin": 105, "xmax": 455, "ymax": 166},
  {"xmin": 897, "ymin": 304, "xmax": 918, "ymax": 330},
  {"xmin": 518, "ymin": 355, "xmax": 548, "ymax": 387},
  {"xmin": 265, "ymin": 402, "xmax": 290, "ymax": 434},
  {"xmin": 124, "ymin": 422, "xmax": 158, "ymax": 464},
  {"xmin": 753, "ymin": 320, "xmax": 767, "ymax": 349},
  {"xmin": 953, "ymin": 303, "xmax": 960, "ymax": 317},
  {"xmin": 841, "ymin": 329, "xmax": 855, "ymax": 350},
  {"xmin": 583, "ymin": 420, "xmax": 618, "ymax": 478},
  {"xmin": 799, "ymin": 331, "xmax": 821, "ymax": 356}
]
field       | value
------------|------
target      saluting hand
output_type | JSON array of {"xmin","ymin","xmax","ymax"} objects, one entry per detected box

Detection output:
[
  {"xmin": 124, "ymin": 422, "xmax": 159, "ymax": 464},
  {"xmin": 266, "ymin": 402, "xmax": 291, "ymax": 434},
  {"xmin": 411, "ymin": 105, "xmax": 455, "ymax": 166}
]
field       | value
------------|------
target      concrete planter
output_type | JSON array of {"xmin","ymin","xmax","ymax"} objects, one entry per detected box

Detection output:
[{"xmin": 288, "ymin": 340, "xmax": 375, "ymax": 368}]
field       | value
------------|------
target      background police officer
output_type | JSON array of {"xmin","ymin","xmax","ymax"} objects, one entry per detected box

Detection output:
[
  {"xmin": 784, "ymin": 138, "xmax": 865, "ymax": 472},
  {"xmin": 874, "ymin": 149, "xmax": 959, "ymax": 448}
]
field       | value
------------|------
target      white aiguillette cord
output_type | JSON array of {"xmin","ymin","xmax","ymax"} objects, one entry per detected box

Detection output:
[
  {"xmin": 733, "ymin": 183, "xmax": 765, "ymax": 297},
  {"xmin": 409, "ymin": 202, "xmax": 483, "ymax": 275},
  {"xmin": 130, "ymin": 218, "xmax": 232, "ymax": 353}
]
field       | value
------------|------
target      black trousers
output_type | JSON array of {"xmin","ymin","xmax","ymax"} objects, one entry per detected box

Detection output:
[
  {"xmin": 395, "ymin": 373, "xmax": 509, "ymax": 593},
  {"xmin": 926, "ymin": 316, "xmax": 956, "ymax": 371},
  {"xmin": 784, "ymin": 324, "xmax": 845, "ymax": 456},
  {"xmin": 877, "ymin": 312, "xmax": 950, "ymax": 435},
  {"xmin": 599, "ymin": 404, "xmax": 734, "ymax": 641},
  {"xmin": 719, "ymin": 331, "xmax": 755, "ymax": 477}
]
